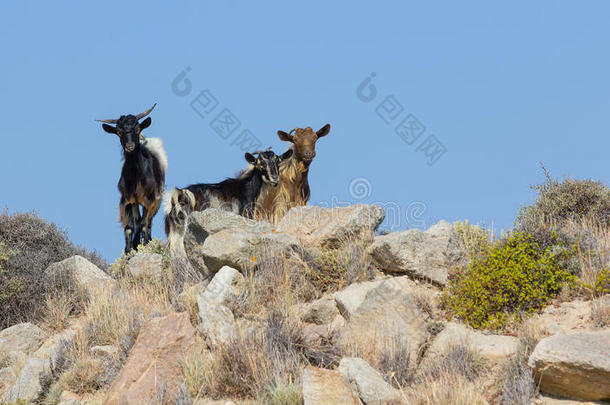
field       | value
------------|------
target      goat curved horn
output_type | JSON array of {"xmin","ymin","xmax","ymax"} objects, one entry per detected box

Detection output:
[
  {"xmin": 135, "ymin": 103, "xmax": 157, "ymax": 120},
  {"xmin": 289, "ymin": 128, "xmax": 297, "ymax": 135},
  {"xmin": 95, "ymin": 118, "xmax": 118, "ymax": 124}
]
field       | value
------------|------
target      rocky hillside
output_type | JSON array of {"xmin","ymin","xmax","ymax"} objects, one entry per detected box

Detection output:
[{"xmin": 0, "ymin": 199, "xmax": 609, "ymax": 405}]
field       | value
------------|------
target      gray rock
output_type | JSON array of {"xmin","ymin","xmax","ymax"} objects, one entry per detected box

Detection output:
[
  {"xmin": 426, "ymin": 322, "xmax": 519, "ymax": 362},
  {"xmin": 5, "ymin": 357, "xmax": 51, "ymax": 403},
  {"xmin": 201, "ymin": 266, "xmax": 245, "ymax": 307},
  {"xmin": 334, "ymin": 280, "xmax": 384, "ymax": 319},
  {"xmin": 369, "ymin": 220, "xmax": 463, "ymax": 286},
  {"xmin": 0, "ymin": 322, "xmax": 48, "ymax": 354},
  {"xmin": 528, "ymin": 330, "xmax": 610, "ymax": 401},
  {"xmin": 90, "ymin": 345, "xmax": 119, "ymax": 360},
  {"xmin": 302, "ymin": 366, "xmax": 362, "ymax": 405},
  {"xmin": 0, "ymin": 366, "xmax": 16, "ymax": 388},
  {"xmin": 338, "ymin": 357, "xmax": 402, "ymax": 405},
  {"xmin": 45, "ymin": 255, "xmax": 115, "ymax": 296},
  {"xmin": 127, "ymin": 252, "xmax": 164, "ymax": 278},
  {"xmin": 338, "ymin": 282, "xmax": 429, "ymax": 368},
  {"xmin": 278, "ymin": 205, "xmax": 385, "ymax": 248},
  {"xmin": 301, "ymin": 296, "xmax": 340, "ymax": 325},
  {"xmin": 184, "ymin": 208, "xmax": 299, "ymax": 274},
  {"xmin": 197, "ymin": 293, "xmax": 238, "ymax": 348}
]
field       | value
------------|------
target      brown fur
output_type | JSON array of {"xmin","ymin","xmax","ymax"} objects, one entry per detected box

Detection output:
[{"xmin": 255, "ymin": 124, "xmax": 330, "ymax": 223}]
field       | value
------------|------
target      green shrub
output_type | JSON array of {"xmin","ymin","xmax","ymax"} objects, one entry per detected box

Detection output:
[
  {"xmin": 0, "ymin": 211, "xmax": 107, "ymax": 329},
  {"xmin": 442, "ymin": 232, "xmax": 575, "ymax": 329}
]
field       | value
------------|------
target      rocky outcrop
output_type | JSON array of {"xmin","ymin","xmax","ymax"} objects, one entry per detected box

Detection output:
[
  {"xmin": 338, "ymin": 282, "xmax": 429, "ymax": 367},
  {"xmin": 278, "ymin": 205, "xmax": 385, "ymax": 248},
  {"xmin": 127, "ymin": 252, "xmax": 164, "ymax": 278},
  {"xmin": 0, "ymin": 322, "xmax": 48, "ymax": 355},
  {"xmin": 184, "ymin": 208, "xmax": 299, "ymax": 274},
  {"xmin": 301, "ymin": 295, "xmax": 341, "ymax": 325},
  {"xmin": 105, "ymin": 312, "xmax": 196, "ymax": 405},
  {"xmin": 5, "ymin": 357, "xmax": 51, "ymax": 403},
  {"xmin": 302, "ymin": 366, "xmax": 363, "ymax": 405},
  {"xmin": 197, "ymin": 268, "xmax": 244, "ymax": 347},
  {"xmin": 528, "ymin": 330, "xmax": 610, "ymax": 401},
  {"xmin": 45, "ymin": 255, "xmax": 115, "ymax": 295},
  {"xmin": 369, "ymin": 221, "xmax": 462, "ymax": 286},
  {"xmin": 338, "ymin": 357, "xmax": 403, "ymax": 404},
  {"xmin": 426, "ymin": 322, "xmax": 519, "ymax": 362}
]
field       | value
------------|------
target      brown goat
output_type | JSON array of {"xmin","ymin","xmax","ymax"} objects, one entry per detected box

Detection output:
[{"xmin": 255, "ymin": 124, "xmax": 330, "ymax": 223}]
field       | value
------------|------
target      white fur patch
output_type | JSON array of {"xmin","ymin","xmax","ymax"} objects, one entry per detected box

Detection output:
[
  {"xmin": 142, "ymin": 137, "xmax": 168, "ymax": 175},
  {"xmin": 163, "ymin": 187, "xmax": 176, "ymax": 216}
]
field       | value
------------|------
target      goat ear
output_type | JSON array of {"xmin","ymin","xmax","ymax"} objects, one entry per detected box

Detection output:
[
  {"xmin": 277, "ymin": 130, "xmax": 294, "ymax": 143},
  {"xmin": 139, "ymin": 117, "xmax": 152, "ymax": 130},
  {"xmin": 316, "ymin": 124, "xmax": 331, "ymax": 138},
  {"xmin": 245, "ymin": 152, "xmax": 257, "ymax": 165},
  {"xmin": 280, "ymin": 149, "xmax": 293, "ymax": 161},
  {"xmin": 102, "ymin": 124, "xmax": 118, "ymax": 135}
]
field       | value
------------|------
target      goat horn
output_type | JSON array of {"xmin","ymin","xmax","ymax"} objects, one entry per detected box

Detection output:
[
  {"xmin": 289, "ymin": 128, "xmax": 297, "ymax": 135},
  {"xmin": 95, "ymin": 118, "xmax": 118, "ymax": 124},
  {"xmin": 135, "ymin": 103, "xmax": 157, "ymax": 120}
]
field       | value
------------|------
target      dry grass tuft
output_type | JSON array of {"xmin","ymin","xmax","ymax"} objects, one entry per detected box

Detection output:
[
  {"xmin": 405, "ymin": 371, "xmax": 489, "ymax": 405},
  {"xmin": 591, "ymin": 295, "xmax": 610, "ymax": 327},
  {"xmin": 495, "ymin": 320, "xmax": 541, "ymax": 405}
]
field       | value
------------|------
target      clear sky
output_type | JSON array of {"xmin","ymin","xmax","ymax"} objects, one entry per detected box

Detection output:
[{"xmin": 1, "ymin": 1, "xmax": 609, "ymax": 261}]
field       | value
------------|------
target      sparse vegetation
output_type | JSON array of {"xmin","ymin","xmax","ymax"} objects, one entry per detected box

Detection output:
[
  {"xmin": 443, "ymin": 232, "xmax": 576, "ymax": 329},
  {"xmin": 0, "ymin": 211, "xmax": 107, "ymax": 329}
]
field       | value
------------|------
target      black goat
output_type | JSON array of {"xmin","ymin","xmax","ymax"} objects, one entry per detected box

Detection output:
[
  {"xmin": 97, "ymin": 104, "xmax": 167, "ymax": 253},
  {"xmin": 164, "ymin": 149, "xmax": 292, "ymax": 253}
]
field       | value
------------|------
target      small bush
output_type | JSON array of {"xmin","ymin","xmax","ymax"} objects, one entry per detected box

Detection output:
[
  {"xmin": 0, "ymin": 211, "xmax": 107, "ymax": 329},
  {"xmin": 453, "ymin": 220, "xmax": 492, "ymax": 261},
  {"xmin": 516, "ymin": 168, "xmax": 610, "ymax": 228},
  {"xmin": 443, "ymin": 232, "xmax": 575, "ymax": 329}
]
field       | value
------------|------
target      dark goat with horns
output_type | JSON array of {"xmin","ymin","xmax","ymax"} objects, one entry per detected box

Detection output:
[
  {"xmin": 97, "ymin": 104, "xmax": 167, "ymax": 253},
  {"xmin": 164, "ymin": 148, "xmax": 292, "ymax": 255}
]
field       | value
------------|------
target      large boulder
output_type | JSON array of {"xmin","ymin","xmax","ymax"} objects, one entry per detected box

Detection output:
[
  {"xmin": 0, "ymin": 322, "xmax": 47, "ymax": 354},
  {"xmin": 184, "ymin": 209, "xmax": 299, "ymax": 274},
  {"xmin": 45, "ymin": 255, "xmax": 114, "ymax": 295},
  {"xmin": 197, "ymin": 292, "xmax": 238, "ymax": 348},
  {"xmin": 334, "ymin": 279, "xmax": 384, "ymax": 319},
  {"xmin": 338, "ymin": 282, "xmax": 429, "ymax": 367},
  {"xmin": 528, "ymin": 330, "xmax": 610, "ymax": 401},
  {"xmin": 426, "ymin": 322, "xmax": 519, "ymax": 363},
  {"xmin": 368, "ymin": 221, "xmax": 462, "ymax": 286},
  {"xmin": 105, "ymin": 312, "xmax": 196, "ymax": 405},
  {"xmin": 278, "ymin": 205, "xmax": 385, "ymax": 248},
  {"xmin": 4, "ymin": 357, "xmax": 51, "ymax": 403},
  {"xmin": 338, "ymin": 357, "xmax": 403, "ymax": 405},
  {"xmin": 127, "ymin": 252, "xmax": 164, "ymax": 279},
  {"xmin": 201, "ymin": 266, "xmax": 245, "ymax": 307},
  {"xmin": 302, "ymin": 366, "xmax": 362, "ymax": 405}
]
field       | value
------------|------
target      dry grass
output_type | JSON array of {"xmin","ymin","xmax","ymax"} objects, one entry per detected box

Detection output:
[
  {"xmin": 591, "ymin": 296, "xmax": 610, "ymax": 327},
  {"xmin": 182, "ymin": 310, "xmax": 331, "ymax": 402},
  {"xmin": 495, "ymin": 320, "xmax": 542, "ymax": 405},
  {"xmin": 405, "ymin": 371, "xmax": 488, "ymax": 405}
]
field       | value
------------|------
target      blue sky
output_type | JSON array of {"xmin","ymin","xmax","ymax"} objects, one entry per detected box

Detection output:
[{"xmin": 1, "ymin": 1, "xmax": 609, "ymax": 261}]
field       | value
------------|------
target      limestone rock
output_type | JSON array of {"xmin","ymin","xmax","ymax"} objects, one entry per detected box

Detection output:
[
  {"xmin": 427, "ymin": 322, "xmax": 519, "ymax": 362},
  {"xmin": 184, "ymin": 209, "xmax": 299, "ymax": 274},
  {"xmin": 369, "ymin": 221, "xmax": 463, "ymax": 286},
  {"xmin": 528, "ymin": 330, "xmax": 610, "ymax": 401},
  {"xmin": 5, "ymin": 357, "xmax": 51, "ymax": 403},
  {"xmin": 201, "ymin": 265, "xmax": 245, "ymax": 307},
  {"xmin": 105, "ymin": 312, "xmax": 196, "ymax": 405},
  {"xmin": 278, "ymin": 205, "xmax": 385, "ymax": 248},
  {"xmin": 338, "ymin": 283, "xmax": 429, "ymax": 367},
  {"xmin": 302, "ymin": 366, "xmax": 362, "ymax": 405},
  {"xmin": 338, "ymin": 357, "xmax": 403, "ymax": 405},
  {"xmin": 0, "ymin": 322, "xmax": 47, "ymax": 354},
  {"xmin": 301, "ymin": 295, "xmax": 340, "ymax": 325},
  {"xmin": 45, "ymin": 255, "xmax": 114, "ymax": 296},
  {"xmin": 197, "ymin": 293, "xmax": 238, "ymax": 348},
  {"xmin": 127, "ymin": 252, "xmax": 164, "ymax": 278}
]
